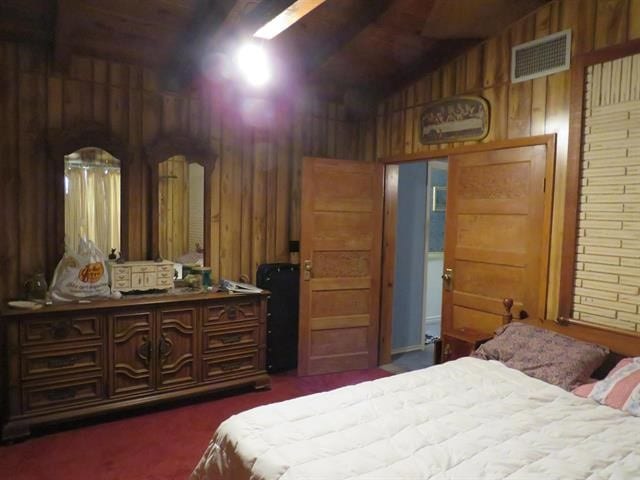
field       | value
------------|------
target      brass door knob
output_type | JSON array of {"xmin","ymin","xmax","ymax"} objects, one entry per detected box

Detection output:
[{"xmin": 303, "ymin": 260, "xmax": 313, "ymax": 281}]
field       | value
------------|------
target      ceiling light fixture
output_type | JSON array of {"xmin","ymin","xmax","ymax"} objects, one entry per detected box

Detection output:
[
  {"xmin": 254, "ymin": 0, "xmax": 327, "ymax": 40},
  {"xmin": 235, "ymin": 42, "xmax": 271, "ymax": 87}
]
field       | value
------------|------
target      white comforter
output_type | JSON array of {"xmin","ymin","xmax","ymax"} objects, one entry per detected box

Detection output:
[{"xmin": 191, "ymin": 358, "xmax": 640, "ymax": 480}]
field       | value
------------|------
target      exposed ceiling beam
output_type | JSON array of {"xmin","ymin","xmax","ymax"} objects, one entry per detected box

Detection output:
[{"xmin": 297, "ymin": 0, "xmax": 393, "ymax": 76}]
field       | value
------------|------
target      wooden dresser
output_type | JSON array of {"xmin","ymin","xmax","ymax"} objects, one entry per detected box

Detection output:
[{"xmin": 0, "ymin": 291, "xmax": 270, "ymax": 441}]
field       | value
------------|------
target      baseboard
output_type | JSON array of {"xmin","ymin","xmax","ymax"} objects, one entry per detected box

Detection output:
[
  {"xmin": 425, "ymin": 315, "xmax": 441, "ymax": 326},
  {"xmin": 391, "ymin": 344, "xmax": 425, "ymax": 355}
]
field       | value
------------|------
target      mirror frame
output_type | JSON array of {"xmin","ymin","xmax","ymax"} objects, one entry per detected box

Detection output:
[
  {"xmin": 48, "ymin": 124, "xmax": 128, "ymax": 275},
  {"xmin": 146, "ymin": 135, "xmax": 216, "ymax": 266}
]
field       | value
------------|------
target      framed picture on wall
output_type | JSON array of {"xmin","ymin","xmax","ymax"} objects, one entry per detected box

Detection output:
[
  {"xmin": 419, "ymin": 96, "xmax": 490, "ymax": 144},
  {"xmin": 432, "ymin": 186, "xmax": 447, "ymax": 212}
]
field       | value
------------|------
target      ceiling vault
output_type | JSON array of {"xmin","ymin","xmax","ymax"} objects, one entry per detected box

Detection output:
[{"xmin": 2, "ymin": 0, "xmax": 549, "ymax": 98}]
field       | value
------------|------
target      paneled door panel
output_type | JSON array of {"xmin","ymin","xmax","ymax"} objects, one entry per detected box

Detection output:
[
  {"xmin": 157, "ymin": 307, "xmax": 198, "ymax": 389},
  {"xmin": 443, "ymin": 144, "xmax": 552, "ymax": 333},
  {"xmin": 298, "ymin": 157, "xmax": 384, "ymax": 375},
  {"xmin": 110, "ymin": 310, "xmax": 155, "ymax": 397}
]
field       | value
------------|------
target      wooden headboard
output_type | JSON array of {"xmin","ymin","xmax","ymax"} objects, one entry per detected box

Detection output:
[{"xmin": 501, "ymin": 297, "xmax": 640, "ymax": 360}]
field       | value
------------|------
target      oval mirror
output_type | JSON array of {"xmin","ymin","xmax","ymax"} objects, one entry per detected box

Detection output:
[
  {"xmin": 158, "ymin": 155, "xmax": 205, "ymax": 265},
  {"xmin": 64, "ymin": 147, "xmax": 121, "ymax": 256}
]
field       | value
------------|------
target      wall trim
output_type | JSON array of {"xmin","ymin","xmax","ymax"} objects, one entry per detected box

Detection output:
[
  {"xmin": 391, "ymin": 344, "xmax": 425, "ymax": 355},
  {"xmin": 379, "ymin": 134, "xmax": 554, "ymax": 164},
  {"xmin": 425, "ymin": 315, "xmax": 441, "ymax": 326}
]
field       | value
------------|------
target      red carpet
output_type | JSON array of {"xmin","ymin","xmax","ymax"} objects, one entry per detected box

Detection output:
[{"xmin": 0, "ymin": 369, "xmax": 390, "ymax": 480}]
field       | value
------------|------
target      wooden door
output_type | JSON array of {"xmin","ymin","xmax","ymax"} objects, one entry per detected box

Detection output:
[
  {"xmin": 157, "ymin": 307, "xmax": 198, "ymax": 389},
  {"xmin": 442, "ymin": 144, "xmax": 552, "ymax": 334},
  {"xmin": 110, "ymin": 310, "xmax": 155, "ymax": 396},
  {"xmin": 298, "ymin": 157, "xmax": 384, "ymax": 376}
]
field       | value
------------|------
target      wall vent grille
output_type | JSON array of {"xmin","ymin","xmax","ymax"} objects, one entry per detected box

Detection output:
[{"xmin": 511, "ymin": 29, "xmax": 571, "ymax": 83}]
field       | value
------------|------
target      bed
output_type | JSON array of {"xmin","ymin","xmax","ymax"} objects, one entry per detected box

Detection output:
[{"xmin": 190, "ymin": 354, "xmax": 640, "ymax": 479}]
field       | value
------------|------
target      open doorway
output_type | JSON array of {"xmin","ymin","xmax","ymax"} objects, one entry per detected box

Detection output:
[{"xmin": 384, "ymin": 159, "xmax": 448, "ymax": 373}]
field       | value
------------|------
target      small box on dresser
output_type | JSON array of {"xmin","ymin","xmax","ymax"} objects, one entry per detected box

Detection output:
[{"xmin": 108, "ymin": 260, "xmax": 174, "ymax": 292}]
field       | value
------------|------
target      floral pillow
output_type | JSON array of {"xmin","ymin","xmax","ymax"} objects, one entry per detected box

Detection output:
[
  {"xmin": 471, "ymin": 322, "xmax": 609, "ymax": 390},
  {"xmin": 572, "ymin": 357, "xmax": 640, "ymax": 416}
]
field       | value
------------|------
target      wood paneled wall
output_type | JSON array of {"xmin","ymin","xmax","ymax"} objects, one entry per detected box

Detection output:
[
  {"xmin": 0, "ymin": 42, "xmax": 375, "ymax": 302},
  {"xmin": 374, "ymin": 0, "xmax": 640, "ymax": 320}
]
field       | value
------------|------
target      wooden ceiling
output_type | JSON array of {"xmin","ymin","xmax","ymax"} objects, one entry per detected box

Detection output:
[{"xmin": 0, "ymin": 0, "xmax": 548, "ymax": 97}]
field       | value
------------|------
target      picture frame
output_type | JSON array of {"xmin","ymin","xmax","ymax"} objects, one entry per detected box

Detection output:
[
  {"xmin": 420, "ymin": 96, "xmax": 490, "ymax": 144},
  {"xmin": 432, "ymin": 186, "xmax": 447, "ymax": 212}
]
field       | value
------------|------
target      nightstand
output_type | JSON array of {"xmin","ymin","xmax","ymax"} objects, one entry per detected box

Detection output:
[{"xmin": 441, "ymin": 328, "xmax": 493, "ymax": 363}]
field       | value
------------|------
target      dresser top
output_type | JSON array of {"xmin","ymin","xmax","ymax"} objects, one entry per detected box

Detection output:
[
  {"xmin": 2, "ymin": 290, "xmax": 268, "ymax": 317},
  {"xmin": 109, "ymin": 260, "xmax": 174, "ymax": 267}
]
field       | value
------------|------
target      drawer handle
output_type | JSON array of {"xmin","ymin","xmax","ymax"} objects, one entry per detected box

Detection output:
[
  {"xmin": 47, "ymin": 355, "xmax": 78, "ymax": 369},
  {"xmin": 158, "ymin": 333, "xmax": 173, "ymax": 362},
  {"xmin": 225, "ymin": 306, "xmax": 238, "ymax": 320},
  {"xmin": 46, "ymin": 387, "xmax": 76, "ymax": 401},
  {"xmin": 220, "ymin": 334, "xmax": 242, "ymax": 345},
  {"xmin": 220, "ymin": 360, "xmax": 245, "ymax": 372},
  {"xmin": 136, "ymin": 337, "xmax": 152, "ymax": 366},
  {"xmin": 50, "ymin": 320, "xmax": 72, "ymax": 339}
]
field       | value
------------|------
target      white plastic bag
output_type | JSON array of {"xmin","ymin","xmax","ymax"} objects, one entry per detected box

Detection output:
[{"xmin": 50, "ymin": 237, "xmax": 111, "ymax": 302}]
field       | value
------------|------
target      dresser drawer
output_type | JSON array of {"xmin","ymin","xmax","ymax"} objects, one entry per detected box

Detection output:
[
  {"xmin": 113, "ymin": 279, "xmax": 131, "ymax": 289},
  {"xmin": 22, "ymin": 376, "xmax": 105, "ymax": 413},
  {"xmin": 132, "ymin": 265, "xmax": 154, "ymax": 273},
  {"xmin": 157, "ymin": 278, "xmax": 173, "ymax": 289},
  {"xmin": 20, "ymin": 315, "xmax": 103, "ymax": 347},
  {"xmin": 157, "ymin": 265, "xmax": 173, "ymax": 273},
  {"xmin": 202, "ymin": 325, "xmax": 259, "ymax": 354},
  {"xmin": 21, "ymin": 345, "xmax": 103, "ymax": 381},
  {"xmin": 113, "ymin": 270, "xmax": 131, "ymax": 282},
  {"xmin": 202, "ymin": 349, "xmax": 259, "ymax": 381},
  {"xmin": 111, "ymin": 266, "xmax": 130, "ymax": 277},
  {"xmin": 204, "ymin": 299, "xmax": 259, "ymax": 325}
]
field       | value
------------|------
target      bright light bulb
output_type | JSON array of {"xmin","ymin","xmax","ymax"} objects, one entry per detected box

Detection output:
[{"xmin": 235, "ymin": 43, "xmax": 271, "ymax": 87}]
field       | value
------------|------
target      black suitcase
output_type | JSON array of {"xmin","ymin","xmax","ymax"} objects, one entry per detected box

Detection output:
[{"xmin": 256, "ymin": 263, "xmax": 300, "ymax": 373}]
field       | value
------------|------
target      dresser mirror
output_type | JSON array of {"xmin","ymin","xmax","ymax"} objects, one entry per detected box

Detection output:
[
  {"xmin": 158, "ymin": 156, "xmax": 205, "ymax": 264},
  {"xmin": 147, "ymin": 136, "xmax": 215, "ymax": 269},
  {"xmin": 48, "ymin": 126, "xmax": 128, "ymax": 276},
  {"xmin": 64, "ymin": 147, "xmax": 121, "ymax": 256}
]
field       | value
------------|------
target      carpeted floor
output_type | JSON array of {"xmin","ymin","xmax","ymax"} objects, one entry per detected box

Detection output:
[{"xmin": 0, "ymin": 368, "xmax": 390, "ymax": 480}]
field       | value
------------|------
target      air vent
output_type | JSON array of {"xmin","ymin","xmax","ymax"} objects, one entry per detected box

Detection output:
[{"xmin": 511, "ymin": 29, "xmax": 571, "ymax": 83}]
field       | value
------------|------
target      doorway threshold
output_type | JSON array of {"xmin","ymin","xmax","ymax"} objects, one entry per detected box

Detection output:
[{"xmin": 380, "ymin": 344, "xmax": 436, "ymax": 374}]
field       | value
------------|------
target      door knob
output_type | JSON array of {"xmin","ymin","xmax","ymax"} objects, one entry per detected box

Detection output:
[
  {"xmin": 441, "ymin": 268, "xmax": 453, "ymax": 291},
  {"xmin": 303, "ymin": 260, "xmax": 312, "ymax": 281}
]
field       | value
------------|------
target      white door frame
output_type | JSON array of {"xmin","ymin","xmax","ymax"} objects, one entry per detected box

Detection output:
[{"xmin": 422, "ymin": 160, "xmax": 448, "ymax": 343}]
